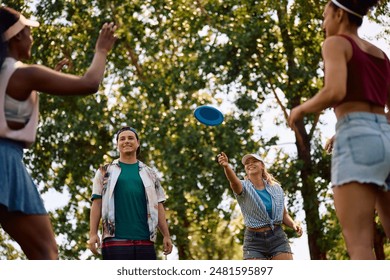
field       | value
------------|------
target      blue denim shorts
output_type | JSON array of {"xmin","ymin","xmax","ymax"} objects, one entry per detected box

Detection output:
[
  {"xmin": 332, "ymin": 112, "xmax": 390, "ymax": 191},
  {"xmin": 243, "ymin": 226, "xmax": 292, "ymax": 259}
]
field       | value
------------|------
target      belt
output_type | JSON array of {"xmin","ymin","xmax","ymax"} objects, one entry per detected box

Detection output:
[
  {"xmin": 102, "ymin": 240, "xmax": 153, "ymax": 248},
  {"xmin": 247, "ymin": 225, "xmax": 280, "ymax": 232}
]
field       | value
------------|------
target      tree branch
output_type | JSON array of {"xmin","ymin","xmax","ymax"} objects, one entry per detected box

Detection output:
[
  {"xmin": 195, "ymin": 0, "xmax": 211, "ymax": 24},
  {"xmin": 108, "ymin": 2, "xmax": 145, "ymax": 81},
  {"xmin": 124, "ymin": 42, "xmax": 145, "ymax": 81},
  {"xmin": 309, "ymin": 112, "xmax": 321, "ymax": 139},
  {"xmin": 267, "ymin": 78, "xmax": 289, "ymax": 122}
]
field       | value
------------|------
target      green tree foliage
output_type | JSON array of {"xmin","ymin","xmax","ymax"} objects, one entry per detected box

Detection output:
[{"xmin": 1, "ymin": 0, "xmax": 389, "ymax": 260}]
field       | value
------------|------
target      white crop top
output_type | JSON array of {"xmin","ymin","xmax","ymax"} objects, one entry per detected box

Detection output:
[
  {"xmin": 0, "ymin": 57, "xmax": 39, "ymax": 147},
  {"xmin": 4, "ymin": 94, "xmax": 34, "ymax": 123}
]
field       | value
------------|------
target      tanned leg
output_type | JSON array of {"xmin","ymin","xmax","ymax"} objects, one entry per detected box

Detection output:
[
  {"xmin": 333, "ymin": 183, "xmax": 376, "ymax": 260},
  {"xmin": 375, "ymin": 191, "xmax": 390, "ymax": 238},
  {"xmin": 0, "ymin": 206, "xmax": 58, "ymax": 260},
  {"xmin": 271, "ymin": 252, "xmax": 293, "ymax": 260}
]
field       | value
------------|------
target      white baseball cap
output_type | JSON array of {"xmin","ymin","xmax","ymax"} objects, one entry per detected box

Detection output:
[{"xmin": 241, "ymin": 153, "xmax": 263, "ymax": 165}]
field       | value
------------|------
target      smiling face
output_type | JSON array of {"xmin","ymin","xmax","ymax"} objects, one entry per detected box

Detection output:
[
  {"xmin": 8, "ymin": 26, "xmax": 34, "ymax": 60},
  {"xmin": 244, "ymin": 157, "xmax": 264, "ymax": 177},
  {"xmin": 117, "ymin": 130, "xmax": 140, "ymax": 156}
]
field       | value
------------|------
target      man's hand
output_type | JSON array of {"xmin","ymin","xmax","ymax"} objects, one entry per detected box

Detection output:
[
  {"xmin": 88, "ymin": 234, "xmax": 101, "ymax": 255},
  {"xmin": 163, "ymin": 236, "xmax": 173, "ymax": 256}
]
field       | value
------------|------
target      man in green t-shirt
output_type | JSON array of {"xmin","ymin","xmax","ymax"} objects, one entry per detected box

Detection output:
[{"xmin": 89, "ymin": 126, "xmax": 172, "ymax": 260}]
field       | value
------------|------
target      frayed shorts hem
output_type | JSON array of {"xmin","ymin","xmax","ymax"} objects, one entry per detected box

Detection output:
[
  {"xmin": 332, "ymin": 179, "xmax": 389, "ymax": 192},
  {"xmin": 331, "ymin": 112, "xmax": 390, "ymax": 192},
  {"xmin": 244, "ymin": 251, "xmax": 293, "ymax": 260}
]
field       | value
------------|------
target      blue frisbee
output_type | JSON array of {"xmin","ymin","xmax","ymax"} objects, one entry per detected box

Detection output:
[{"xmin": 194, "ymin": 105, "xmax": 224, "ymax": 126}]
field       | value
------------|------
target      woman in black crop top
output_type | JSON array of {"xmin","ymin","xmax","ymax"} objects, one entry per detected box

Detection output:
[{"xmin": 289, "ymin": 0, "xmax": 390, "ymax": 260}]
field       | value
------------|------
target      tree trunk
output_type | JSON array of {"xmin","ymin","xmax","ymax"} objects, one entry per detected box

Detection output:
[
  {"xmin": 295, "ymin": 122, "xmax": 327, "ymax": 260},
  {"xmin": 177, "ymin": 210, "xmax": 192, "ymax": 260}
]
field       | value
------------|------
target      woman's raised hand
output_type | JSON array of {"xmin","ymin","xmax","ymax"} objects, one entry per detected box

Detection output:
[
  {"xmin": 95, "ymin": 22, "xmax": 117, "ymax": 54},
  {"xmin": 217, "ymin": 152, "xmax": 229, "ymax": 167}
]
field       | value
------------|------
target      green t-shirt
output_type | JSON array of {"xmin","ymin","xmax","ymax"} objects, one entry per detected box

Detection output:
[{"xmin": 114, "ymin": 161, "xmax": 149, "ymax": 240}]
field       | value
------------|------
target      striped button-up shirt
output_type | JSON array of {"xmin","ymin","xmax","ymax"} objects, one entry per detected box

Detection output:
[{"xmin": 234, "ymin": 179, "xmax": 284, "ymax": 228}]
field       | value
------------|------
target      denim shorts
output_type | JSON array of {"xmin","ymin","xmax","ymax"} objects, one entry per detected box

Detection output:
[
  {"xmin": 242, "ymin": 226, "xmax": 292, "ymax": 259},
  {"xmin": 332, "ymin": 112, "xmax": 390, "ymax": 191}
]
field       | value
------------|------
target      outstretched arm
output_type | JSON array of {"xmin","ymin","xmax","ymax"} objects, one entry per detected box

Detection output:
[
  {"xmin": 8, "ymin": 23, "xmax": 117, "ymax": 99},
  {"xmin": 217, "ymin": 152, "xmax": 243, "ymax": 195}
]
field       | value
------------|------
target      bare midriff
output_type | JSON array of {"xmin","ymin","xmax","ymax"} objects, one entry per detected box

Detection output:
[{"xmin": 334, "ymin": 101, "xmax": 385, "ymax": 120}]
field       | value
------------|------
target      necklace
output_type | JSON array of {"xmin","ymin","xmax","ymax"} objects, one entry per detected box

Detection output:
[{"xmin": 249, "ymin": 178, "xmax": 265, "ymax": 190}]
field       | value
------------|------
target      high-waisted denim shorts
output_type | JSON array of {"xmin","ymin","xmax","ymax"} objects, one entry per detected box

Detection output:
[
  {"xmin": 243, "ymin": 226, "xmax": 292, "ymax": 259},
  {"xmin": 332, "ymin": 112, "xmax": 390, "ymax": 191}
]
